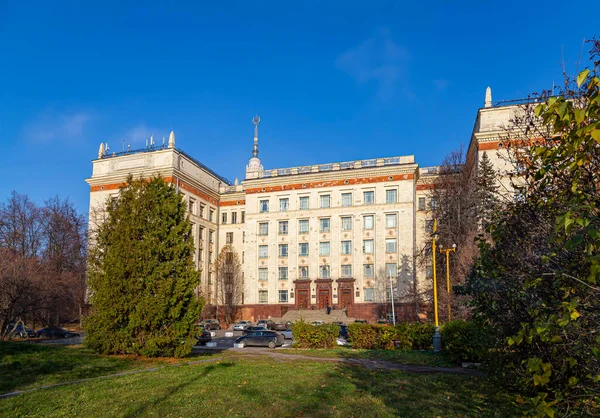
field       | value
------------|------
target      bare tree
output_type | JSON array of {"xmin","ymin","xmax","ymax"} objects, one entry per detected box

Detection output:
[{"xmin": 214, "ymin": 245, "xmax": 243, "ymax": 324}]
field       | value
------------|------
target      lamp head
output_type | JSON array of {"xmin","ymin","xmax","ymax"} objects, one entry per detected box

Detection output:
[
  {"xmin": 452, "ymin": 243, "xmax": 457, "ymax": 249},
  {"xmin": 431, "ymin": 231, "xmax": 440, "ymax": 240}
]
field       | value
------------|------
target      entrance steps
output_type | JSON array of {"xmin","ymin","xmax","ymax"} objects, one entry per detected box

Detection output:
[{"xmin": 278, "ymin": 309, "xmax": 354, "ymax": 325}]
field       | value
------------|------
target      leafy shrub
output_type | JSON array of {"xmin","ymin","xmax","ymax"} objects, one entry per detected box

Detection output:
[
  {"xmin": 348, "ymin": 324, "xmax": 412, "ymax": 350},
  {"xmin": 441, "ymin": 320, "xmax": 490, "ymax": 363},
  {"xmin": 292, "ymin": 320, "xmax": 338, "ymax": 349},
  {"xmin": 408, "ymin": 323, "xmax": 435, "ymax": 350}
]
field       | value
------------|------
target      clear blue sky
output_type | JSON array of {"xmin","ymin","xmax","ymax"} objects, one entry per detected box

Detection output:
[{"xmin": 0, "ymin": 1, "xmax": 596, "ymax": 215}]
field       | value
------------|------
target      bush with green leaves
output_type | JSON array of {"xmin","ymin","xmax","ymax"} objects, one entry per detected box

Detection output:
[
  {"xmin": 462, "ymin": 41, "xmax": 600, "ymax": 416},
  {"xmin": 440, "ymin": 320, "xmax": 490, "ymax": 363},
  {"xmin": 408, "ymin": 323, "xmax": 435, "ymax": 350},
  {"xmin": 292, "ymin": 321, "xmax": 339, "ymax": 348},
  {"xmin": 85, "ymin": 177, "xmax": 203, "ymax": 358},
  {"xmin": 347, "ymin": 323, "xmax": 412, "ymax": 350}
]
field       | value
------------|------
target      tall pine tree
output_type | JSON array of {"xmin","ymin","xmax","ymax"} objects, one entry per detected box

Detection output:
[
  {"xmin": 85, "ymin": 177, "xmax": 202, "ymax": 357},
  {"xmin": 475, "ymin": 152, "xmax": 499, "ymax": 230}
]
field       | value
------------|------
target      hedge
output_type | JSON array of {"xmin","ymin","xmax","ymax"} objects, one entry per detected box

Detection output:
[
  {"xmin": 347, "ymin": 323, "xmax": 413, "ymax": 350},
  {"xmin": 441, "ymin": 320, "xmax": 491, "ymax": 363},
  {"xmin": 291, "ymin": 320, "xmax": 339, "ymax": 348}
]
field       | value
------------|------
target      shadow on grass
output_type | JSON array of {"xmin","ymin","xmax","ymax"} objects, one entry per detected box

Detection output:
[
  {"xmin": 0, "ymin": 341, "xmax": 144, "ymax": 394},
  {"xmin": 123, "ymin": 362, "xmax": 235, "ymax": 418}
]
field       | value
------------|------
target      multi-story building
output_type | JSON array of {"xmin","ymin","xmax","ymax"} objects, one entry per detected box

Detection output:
[{"xmin": 86, "ymin": 88, "xmax": 520, "ymax": 322}]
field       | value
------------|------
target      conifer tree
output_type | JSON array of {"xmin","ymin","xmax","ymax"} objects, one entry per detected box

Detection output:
[
  {"xmin": 85, "ymin": 177, "xmax": 202, "ymax": 357},
  {"xmin": 474, "ymin": 152, "xmax": 499, "ymax": 230}
]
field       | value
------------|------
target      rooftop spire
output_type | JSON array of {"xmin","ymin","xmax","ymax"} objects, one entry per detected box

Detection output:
[
  {"xmin": 168, "ymin": 130, "xmax": 175, "ymax": 148},
  {"xmin": 252, "ymin": 115, "xmax": 260, "ymax": 157},
  {"xmin": 98, "ymin": 142, "xmax": 105, "ymax": 159},
  {"xmin": 484, "ymin": 86, "xmax": 492, "ymax": 108}
]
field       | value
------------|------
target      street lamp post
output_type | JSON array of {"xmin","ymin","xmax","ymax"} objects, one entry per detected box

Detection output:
[
  {"xmin": 388, "ymin": 272, "xmax": 396, "ymax": 325},
  {"xmin": 439, "ymin": 244, "xmax": 457, "ymax": 321},
  {"xmin": 431, "ymin": 219, "xmax": 442, "ymax": 352}
]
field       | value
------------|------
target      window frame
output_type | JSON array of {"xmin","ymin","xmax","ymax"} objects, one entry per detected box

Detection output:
[
  {"xmin": 363, "ymin": 190, "xmax": 375, "ymax": 205},
  {"xmin": 319, "ymin": 241, "xmax": 330, "ymax": 256},
  {"xmin": 259, "ymin": 199, "xmax": 269, "ymax": 213},
  {"xmin": 341, "ymin": 240, "xmax": 352, "ymax": 255},
  {"xmin": 341, "ymin": 192, "xmax": 352, "ymax": 207},
  {"xmin": 320, "ymin": 194, "xmax": 331, "ymax": 209},
  {"xmin": 258, "ymin": 245, "xmax": 268, "ymax": 258}
]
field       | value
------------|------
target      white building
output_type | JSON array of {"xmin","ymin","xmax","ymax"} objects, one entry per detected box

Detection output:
[{"xmin": 86, "ymin": 88, "xmax": 521, "ymax": 322}]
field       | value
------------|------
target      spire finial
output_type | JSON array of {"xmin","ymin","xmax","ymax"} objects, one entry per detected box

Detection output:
[
  {"xmin": 484, "ymin": 86, "xmax": 492, "ymax": 108},
  {"xmin": 168, "ymin": 131, "xmax": 175, "ymax": 148},
  {"xmin": 98, "ymin": 142, "xmax": 105, "ymax": 159},
  {"xmin": 252, "ymin": 115, "xmax": 260, "ymax": 157}
]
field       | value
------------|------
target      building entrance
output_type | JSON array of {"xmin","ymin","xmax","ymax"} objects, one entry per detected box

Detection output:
[
  {"xmin": 339, "ymin": 288, "xmax": 353, "ymax": 309},
  {"xmin": 318, "ymin": 289, "xmax": 330, "ymax": 309},
  {"xmin": 297, "ymin": 290, "xmax": 309, "ymax": 309}
]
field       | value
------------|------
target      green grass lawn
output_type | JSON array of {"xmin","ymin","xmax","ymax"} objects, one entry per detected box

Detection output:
[
  {"xmin": 0, "ymin": 342, "xmax": 523, "ymax": 417},
  {"xmin": 277, "ymin": 347, "xmax": 456, "ymax": 368}
]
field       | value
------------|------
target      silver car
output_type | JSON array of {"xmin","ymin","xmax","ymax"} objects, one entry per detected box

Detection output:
[{"xmin": 232, "ymin": 320, "xmax": 253, "ymax": 331}]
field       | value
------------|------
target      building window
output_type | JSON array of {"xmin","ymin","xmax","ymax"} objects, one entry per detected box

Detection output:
[
  {"xmin": 199, "ymin": 227, "xmax": 205, "ymax": 241},
  {"xmin": 259, "ymin": 245, "xmax": 268, "ymax": 258},
  {"xmin": 222, "ymin": 212, "xmax": 227, "ymax": 224},
  {"xmin": 341, "ymin": 240, "xmax": 352, "ymax": 255},
  {"xmin": 364, "ymin": 191, "xmax": 375, "ymax": 205},
  {"xmin": 260, "ymin": 199, "xmax": 269, "ymax": 213},
  {"xmin": 341, "ymin": 193, "xmax": 352, "ymax": 207},
  {"xmin": 209, "ymin": 230, "xmax": 214, "ymax": 243},
  {"xmin": 278, "ymin": 267, "xmax": 288, "ymax": 280},
  {"xmin": 386, "ymin": 213, "xmax": 397, "ymax": 228},
  {"xmin": 364, "ymin": 215, "xmax": 374, "ymax": 229},
  {"xmin": 298, "ymin": 219, "xmax": 309, "ymax": 234},
  {"xmin": 341, "ymin": 216, "xmax": 352, "ymax": 231},
  {"xmin": 259, "ymin": 290, "xmax": 268, "ymax": 303},
  {"xmin": 279, "ymin": 221, "xmax": 288, "ymax": 235},
  {"xmin": 363, "ymin": 239, "xmax": 374, "ymax": 254},
  {"xmin": 418, "ymin": 197, "xmax": 426, "ymax": 211},
  {"xmin": 299, "ymin": 196, "xmax": 309, "ymax": 210},
  {"xmin": 430, "ymin": 197, "xmax": 439, "ymax": 210},
  {"xmin": 279, "ymin": 290, "xmax": 288, "ymax": 303},
  {"xmin": 258, "ymin": 268, "xmax": 268, "ymax": 281},
  {"xmin": 341, "ymin": 264, "xmax": 352, "ymax": 278},
  {"xmin": 385, "ymin": 263, "xmax": 397, "ymax": 278},
  {"xmin": 199, "ymin": 204, "xmax": 205, "ymax": 218},
  {"xmin": 386, "ymin": 189, "xmax": 397, "ymax": 204},
  {"xmin": 279, "ymin": 198, "xmax": 289, "ymax": 212},
  {"xmin": 189, "ymin": 198, "xmax": 195, "ymax": 214},
  {"xmin": 232, "ymin": 212, "xmax": 237, "ymax": 224},
  {"xmin": 259, "ymin": 222, "xmax": 269, "ymax": 236},
  {"xmin": 226, "ymin": 232, "xmax": 233, "ymax": 244},
  {"xmin": 279, "ymin": 244, "xmax": 288, "ymax": 258},
  {"xmin": 364, "ymin": 288, "xmax": 374, "ymax": 302},
  {"xmin": 299, "ymin": 243, "xmax": 309, "ymax": 256},
  {"xmin": 209, "ymin": 209, "xmax": 214, "ymax": 222},
  {"xmin": 319, "ymin": 242, "xmax": 330, "ymax": 256},
  {"xmin": 386, "ymin": 238, "xmax": 397, "ymax": 253},
  {"xmin": 319, "ymin": 265, "xmax": 330, "ymax": 279},
  {"xmin": 319, "ymin": 218, "xmax": 331, "ymax": 233},
  {"xmin": 320, "ymin": 194, "xmax": 331, "ymax": 208},
  {"xmin": 364, "ymin": 264, "xmax": 374, "ymax": 278},
  {"xmin": 241, "ymin": 211, "xmax": 245, "ymax": 223},
  {"xmin": 425, "ymin": 220, "xmax": 434, "ymax": 233},
  {"xmin": 299, "ymin": 266, "xmax": 309, "ymax": 278}
]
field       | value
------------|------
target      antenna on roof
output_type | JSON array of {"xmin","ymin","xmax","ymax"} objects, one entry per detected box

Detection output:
[
  {"xmin": 127, "ymin": 142, "xmax": 131, "ymax": 152},
  {"xmin": 105, "ymin": 143, "xmax": 110, "ymax": 153},
  {"xmin": 162, "ymin": 136, "xmax": 166, "ymax": 146},
  {"xmin": 145, "ymin": 138, "xmax": 148, "ymax": 148},
  {"xmin": 150, "ymin": 135, "xmax": 154, "ymax": 147},
  {"xmin": 122, "ymin": 140, "xmax": 125, "ymax": 152}
]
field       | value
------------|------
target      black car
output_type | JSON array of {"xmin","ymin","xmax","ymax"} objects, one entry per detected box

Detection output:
[
  {"xmin": 242, "ymin": 325, "xmax": 267, "ymax": 335},
  {"xmin": 194, "ymin": 327, "xmax": 212, "ymax": 345},
  {"xmin": 235, "ymin": 330, "xmax": 285, "ymax": 348},
  {"xmin": 201, "ymin": 319, "xmax": 221, "ymax": 330},
  {"xmin": 36, "ymin": 326, "xmax": 79, "ymax": 338},
  {"xmin": 256, "ymin": 319, "xmax": 275, "ymax": 330},
  {"xmin": 272, "ymin": 322, "xmax": 291, "ymax": 331}
]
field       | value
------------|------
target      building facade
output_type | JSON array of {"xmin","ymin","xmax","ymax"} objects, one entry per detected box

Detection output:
[{"xmin": 86, "ymin": 88, "xmax": 520, "ymax": 322}]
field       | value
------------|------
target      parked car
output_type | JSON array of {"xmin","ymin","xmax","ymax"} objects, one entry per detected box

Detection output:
[
  {"xmin": 235, "ymin": 330, "xmax": 285, "ymax": 348},
  {"xmin": 201, "ymin": 319, "xmax": 221, "ymax": 330},
  {"xmin": 242, "ymin": 326, "xmax": 267, "ymax": 335},
  {"xmin": 279, "ymin": 329, "xmax": 293, "ymax": 339},
  {"xmin": 194, "ymin": 327, "xmax": 212, "ymax": 345},
  {"xmin": 376, "ymin": 319, "xmax": 391, "ymax": 325},
  {"xmin": 272, "ymin": 322, "xmax": 291, "ymax": 331},
  {"xmin": 354, "ymin": 319, "xmax": 368, "ymax": 324},
  {"xmin": 256, "ymin": 319, "xmax": 275, "ymax": 330},
  {"xmin": 232, "ymin": 320, "xmax": 253, "ymax": 331},
  {"xmin": 36, "ymin": 326, "xmax": 79, "ymax": 338},
  {"xmin": 6, "ymin": 323, "xmax": 35, "ymax": 338},
  {"xmin": 310, "ymin": 320, "xmax": 323, "ymax": 326}
]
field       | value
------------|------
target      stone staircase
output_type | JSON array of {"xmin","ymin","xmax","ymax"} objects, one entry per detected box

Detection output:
[{"xmin": 277, "ymin": 309, "xmax": 354, "ymax": 324}]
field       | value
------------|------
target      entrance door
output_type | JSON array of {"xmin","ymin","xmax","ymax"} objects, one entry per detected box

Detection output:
[
  {"xmin": 297, "ymin": 290, "xmax": 309, "ymax": 309},
  {"xmin": 318, "ymin": 289, "xmax": 330, "ymax": 309},
  {"xmin": 339, "ymin": 288, "xmax": 353, "ymax": 309}
]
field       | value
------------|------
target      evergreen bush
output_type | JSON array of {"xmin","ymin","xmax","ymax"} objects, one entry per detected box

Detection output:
[{"xmin": 292, "ymin": 320, "xmax": 338, "ymax": 348}]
